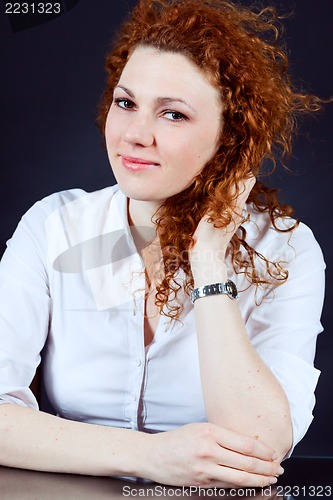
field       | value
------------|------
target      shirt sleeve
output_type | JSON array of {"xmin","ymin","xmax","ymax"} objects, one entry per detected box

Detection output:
[
  {"xmin": 245, "ymin": 221, "xmax": 325, "ymax": 454},
  {"xmin": 0, "ymin": 200, "xmax": 52, "ymax": 409}
]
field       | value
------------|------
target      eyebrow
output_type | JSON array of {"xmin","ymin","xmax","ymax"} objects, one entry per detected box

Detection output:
[{"xmin": 115, "ymin": 85, "xmax": 197, "ymax": 114}]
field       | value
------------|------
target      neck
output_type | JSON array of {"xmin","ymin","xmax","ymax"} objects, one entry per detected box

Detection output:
[
  {"xmin": 128, "ymin": 198, "xmax": 162, "ymax": 229},
  {"xmin": 127, "ymin": 198, "xmax": 163, "ymax": 252}
]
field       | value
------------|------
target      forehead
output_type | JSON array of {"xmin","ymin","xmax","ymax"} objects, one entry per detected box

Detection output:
[{"xmin": 118, "ymin": 46, "xmax": 221, "ymax": 106}]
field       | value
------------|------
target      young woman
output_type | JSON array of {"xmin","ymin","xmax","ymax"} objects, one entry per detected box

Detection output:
[{"xmin": 0, "ymin": 0, "xmax": 325, "ymax": 489}]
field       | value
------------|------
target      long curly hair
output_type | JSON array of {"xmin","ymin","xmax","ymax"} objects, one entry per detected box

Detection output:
[{"xmin": 97, "ymin": 0, "xmax": 323, "ymax": 319}]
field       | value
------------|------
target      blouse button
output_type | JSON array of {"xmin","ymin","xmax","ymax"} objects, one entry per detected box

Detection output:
[{"xmin": 136, "ymin": 359, "xmax": 142, "ymax": 367}]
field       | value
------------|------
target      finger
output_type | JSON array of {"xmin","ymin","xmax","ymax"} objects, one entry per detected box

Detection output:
[
  {"xmin": 213, "ymin": 443, "xmax": 283, "ymax": 477},
  {"xmin": 214, "ymin": 426, "xmax": 277, "ymax": 462},
  {"xmin": 237, "ymin": 175, "xmax": 256, "ymax": 206},
  {"xmin": 206, "ymin": 463, "xmax": 278, "ymax": 489},
  {"xmin": 230, "ymin": 173, "xmax": 255, "ymax": 196},
  {"xmin": 230, "ymin": 177, "xmax": 256, "ymax": 221}
]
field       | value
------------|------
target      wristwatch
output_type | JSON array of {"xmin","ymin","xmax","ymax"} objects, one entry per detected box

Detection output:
[{"xmin": 190, "ymin": 279, "xmax": 238, "ymax": 304}]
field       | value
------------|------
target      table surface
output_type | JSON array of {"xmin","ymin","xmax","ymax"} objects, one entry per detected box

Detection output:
[{"xmin": 0, "ymin": 458, "xmax": 332, "ymax": 499}]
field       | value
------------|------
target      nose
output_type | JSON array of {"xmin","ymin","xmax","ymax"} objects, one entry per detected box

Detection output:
[{"xmin": 123, "ymin": 112, "xmax": 155, "ymax": 148}]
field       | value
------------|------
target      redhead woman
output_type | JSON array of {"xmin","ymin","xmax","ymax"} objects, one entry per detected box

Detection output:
[{"xmin": 0, "ymin": 0, "xmax": 325, "ymax": 489}]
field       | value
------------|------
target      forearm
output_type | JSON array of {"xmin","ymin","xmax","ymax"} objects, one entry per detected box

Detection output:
[
  {"xmin": 0, "ymin": 403, "xmax": 149, "ymax": 477},
  {"xmin": 193, "ymin": 268, "xmax": 292, "ymax": 459},
  {"xmin": 0, "ymin": 405, "xmax": 283, "ymax": 487}
]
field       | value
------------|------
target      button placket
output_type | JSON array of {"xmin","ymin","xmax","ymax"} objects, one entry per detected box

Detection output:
[{"xmin": 123, "ymin": 292, "xmax": 146, "ymax": 430}]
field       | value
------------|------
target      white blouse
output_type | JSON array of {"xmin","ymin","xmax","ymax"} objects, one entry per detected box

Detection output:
[{"xmin": 0, "ymin": 185, "xmax": 325, "ymax": 452}]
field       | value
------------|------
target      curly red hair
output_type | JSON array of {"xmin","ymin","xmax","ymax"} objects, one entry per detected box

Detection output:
[{"xmin": 97, "ymin": 0, "xmax": 323, "ymax": 319}]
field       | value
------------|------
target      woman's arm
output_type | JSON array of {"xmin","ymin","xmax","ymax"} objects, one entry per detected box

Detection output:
[
  {"xmin": 189, "ymin": 177, "xmax": 293, "ymax": 461},
  {"xmin": 0, "ymin": 403, "xmax": 281, "ymax": 487},
  {"xmin": 193, "ymin": 286, "xmax": 293, "ymax": 460},
  {"xmin": 0, "ymin": 403, "xmax": 147, "ymax": 477}
]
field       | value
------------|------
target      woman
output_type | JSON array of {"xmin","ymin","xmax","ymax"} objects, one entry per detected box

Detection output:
[{"xmin": 0, "ymin": 0, "xmax": 325, "ymax": 489}]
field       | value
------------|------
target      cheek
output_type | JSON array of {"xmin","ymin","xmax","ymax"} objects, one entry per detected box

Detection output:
[
  {"xmin": 198, "ymin": 126, "xmax": 221, "ymax": 160},
  {"xmin": 105, "ymin": 111, "xmax": 119, "ymax": 151},
  {"xmin": 188, "ymin": 134, "xmax": 218, "ymax": 168}
]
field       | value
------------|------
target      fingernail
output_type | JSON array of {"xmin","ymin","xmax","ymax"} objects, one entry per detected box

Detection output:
[
  {"xmin": 277, "ymin": 465, "xmax": 284, "ymax": 475},
  {"xmin": 269, "ymin": 477, "xmax": 278, "ymax": 485},
  {"xmin": 271, "ymin": 452, "xmax": 278, "ymax": 460}
]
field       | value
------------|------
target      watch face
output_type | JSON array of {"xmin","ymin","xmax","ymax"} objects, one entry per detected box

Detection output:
[{"xmin": 226, "ymin": 280, "xmax": 238, "ymax": 299}]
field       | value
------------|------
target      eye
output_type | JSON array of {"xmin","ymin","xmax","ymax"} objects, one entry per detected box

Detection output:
[
  {"xmin": 113, "ymin": 98, "xmax": 135, "ymax": 110},
  {"xmin": 163, "ymin": 110, "xmax": 188, "ymax": 122}
]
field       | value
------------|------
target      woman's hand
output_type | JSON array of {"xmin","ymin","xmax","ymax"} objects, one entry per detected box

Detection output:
[
  {"xmin": 144, "ymin": 422, "xmax": 282, "ymax": 487},
  {"xmin": 189, "ymin": 176, "xmax": 255, "ymax": 286}
]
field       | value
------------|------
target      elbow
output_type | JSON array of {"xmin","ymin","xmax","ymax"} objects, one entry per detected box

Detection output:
[
  {"xmin": 268, "ymin": 410, "xmax": 293, "ymax": 463},
  {"xmin": 255, "ymin": 394, "xmax": 294, "ymax": 461},
  {"xmin": 276, "ymin": 433, "xmax": 293, "ymax": 463},
  {"xmin": 209, "ymin": 408, "xmax": 293, "ymax": 463}
]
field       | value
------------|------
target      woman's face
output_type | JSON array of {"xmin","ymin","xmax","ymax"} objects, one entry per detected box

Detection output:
[{"xmin": 105, "ymin": 46, "xmax": 222, "ymax": 205}]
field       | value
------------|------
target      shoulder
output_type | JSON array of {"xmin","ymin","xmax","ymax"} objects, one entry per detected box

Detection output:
[
  {"xmin": 6, "ymin": 185, "xmax": 124, "ymax": 261},
  {"xmin": 30, "ymin": 184, "xmax": 120, "ymax": 217},
  {"xmin": 18, "ymin": 184, "xmax": 122, "ymax": 232},
  {"xmin": 244, "ymin": 204, "xmax": 325, "ymax": 272}
]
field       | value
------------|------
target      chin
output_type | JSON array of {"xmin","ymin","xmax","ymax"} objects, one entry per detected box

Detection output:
[{"xmin": 116, "ymin": 182, "xmax": 164, "ymax": 203}]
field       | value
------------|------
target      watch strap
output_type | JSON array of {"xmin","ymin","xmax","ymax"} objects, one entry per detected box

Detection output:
[{"xmin": 190, "ymin": 279, "xmax": 238, "ymax": 303}]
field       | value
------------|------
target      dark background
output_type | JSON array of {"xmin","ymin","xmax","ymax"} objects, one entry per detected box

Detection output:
[{"xmin": 0, "ymin": 0, "xmax": 332, "ymax": 457}]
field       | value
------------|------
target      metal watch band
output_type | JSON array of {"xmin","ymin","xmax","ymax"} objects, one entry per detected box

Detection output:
[{"xmin": 190, "ymin": 279, "xmax": 238, "ymax": 304}]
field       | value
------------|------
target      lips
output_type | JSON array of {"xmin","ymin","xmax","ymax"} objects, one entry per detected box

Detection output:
[{"xmin": 121, "ymin": 155, "xmax": 161, "ymax": 171}]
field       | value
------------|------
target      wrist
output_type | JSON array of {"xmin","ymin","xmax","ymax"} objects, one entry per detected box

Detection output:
[
  {"xmin": 191, "ymin": 261, "xmax": 228, "ymax": 288},
  {"xmin": 135, "ymin": 432, "xmax": 157, "ymax": 480},
  {"xmin": 112, "ymin": 429, "xmax": 153, "ymax": 479}
]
